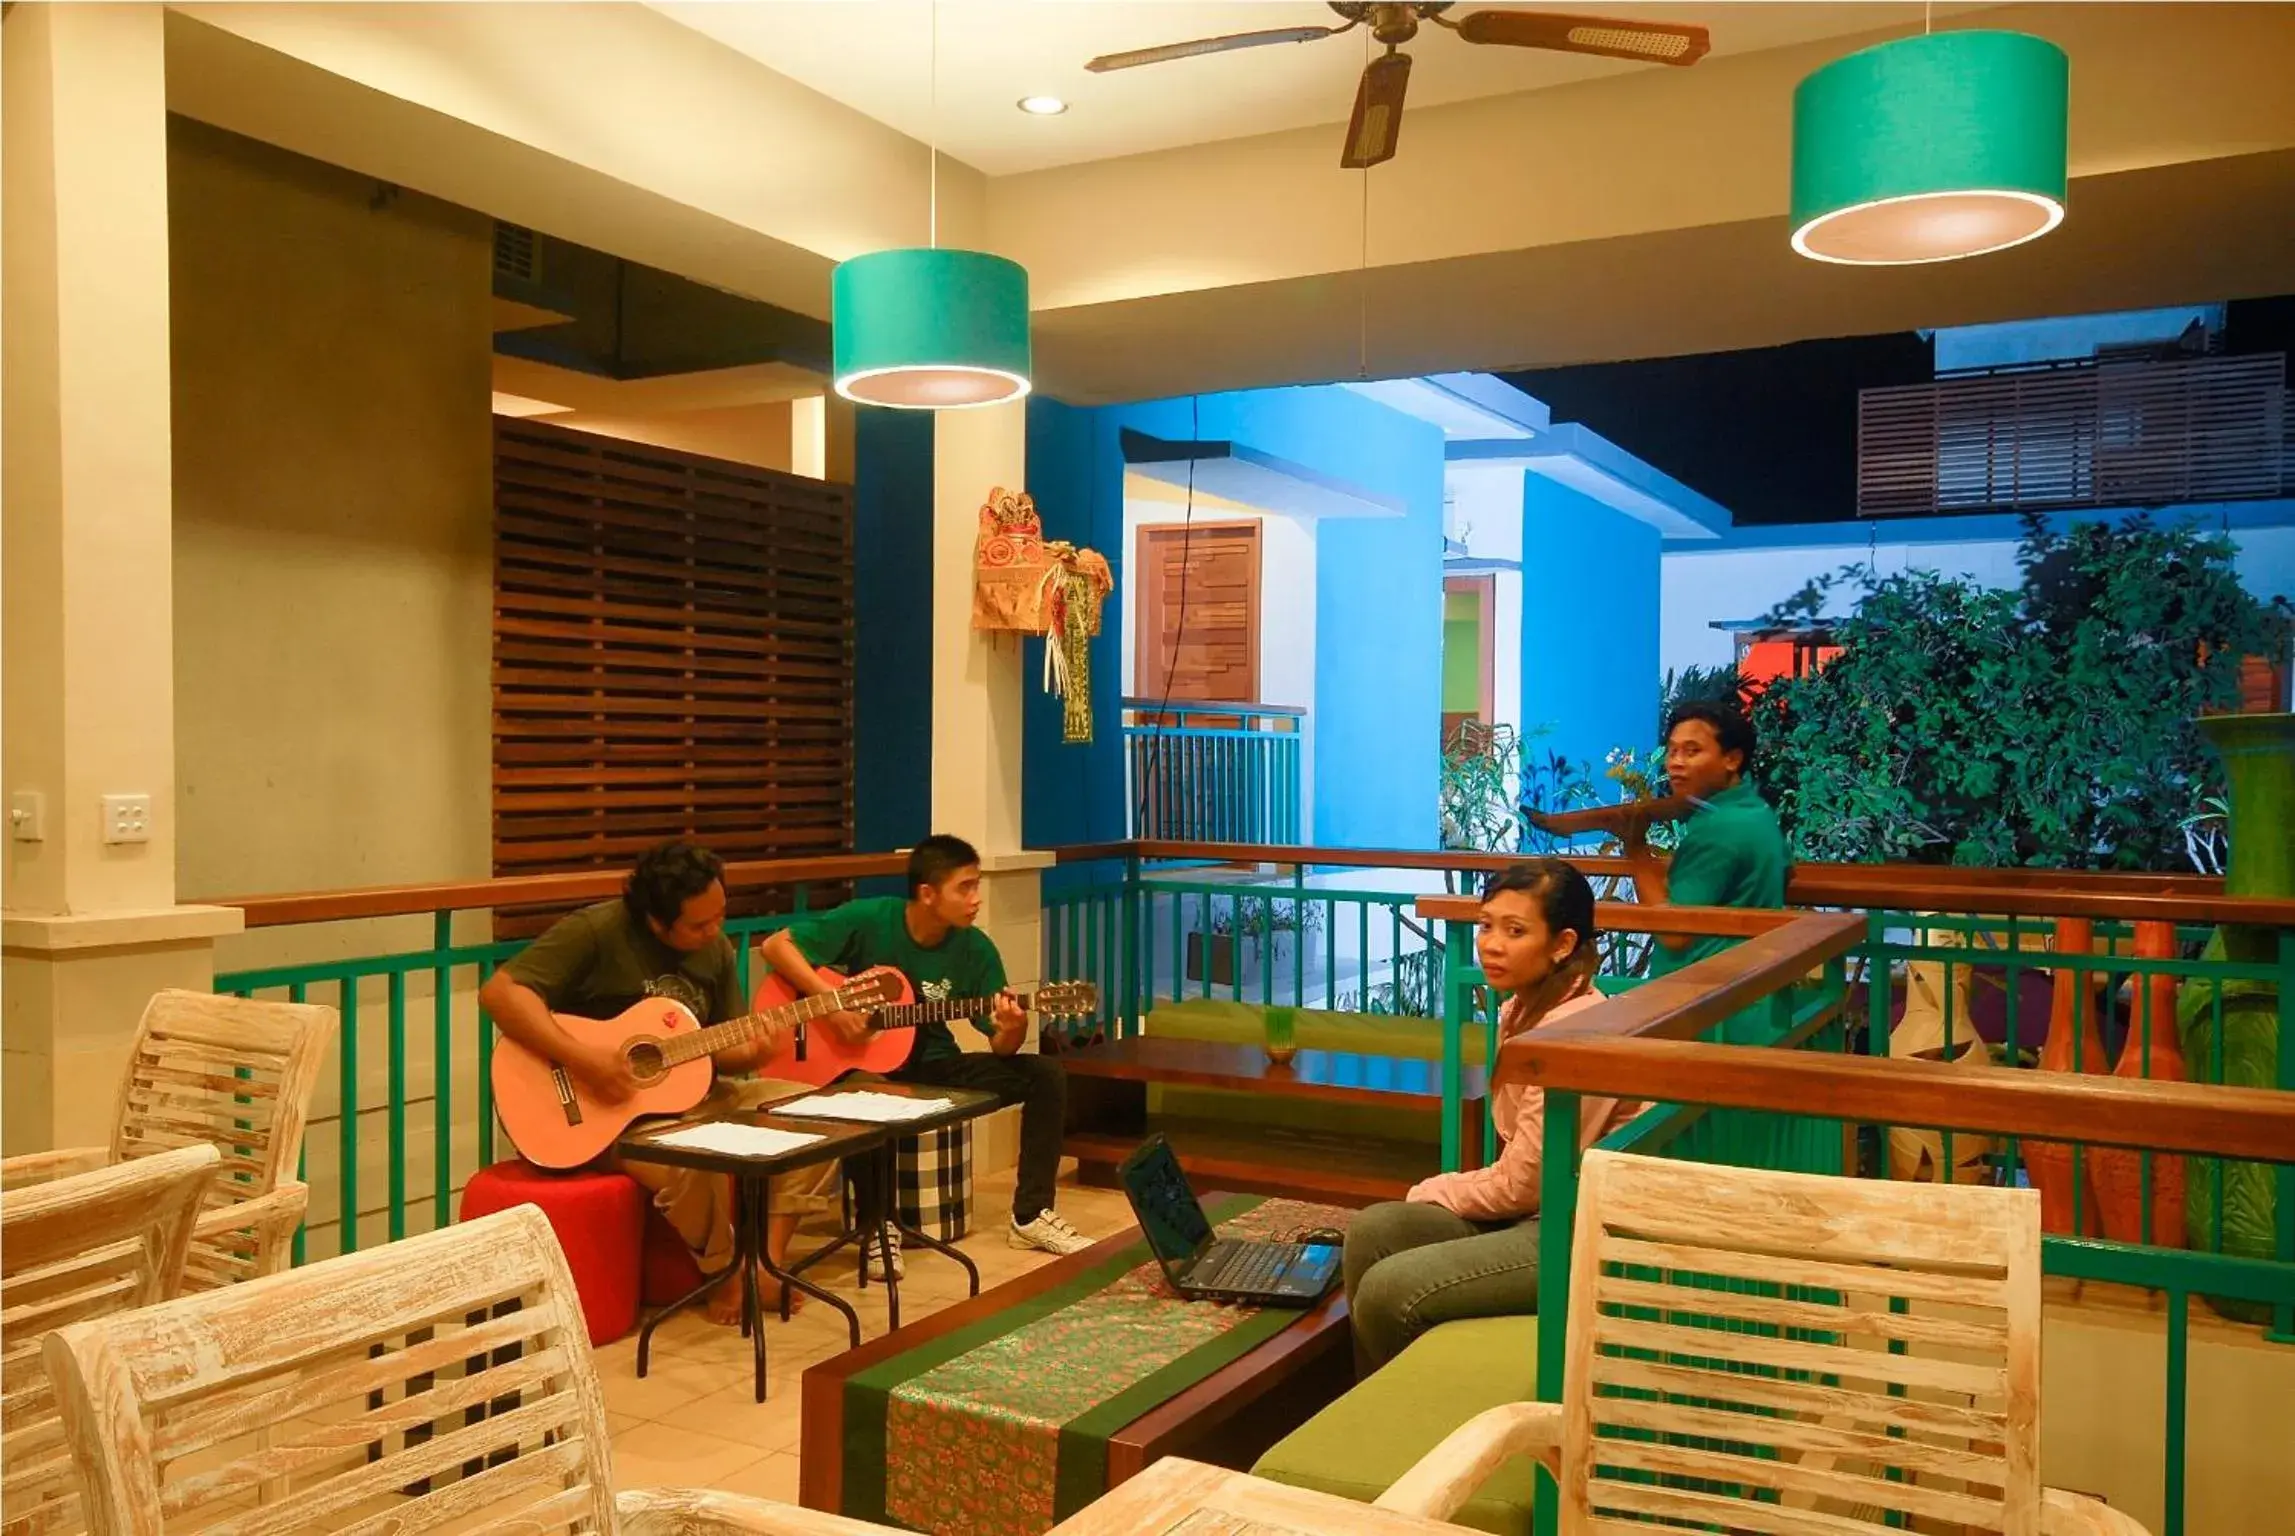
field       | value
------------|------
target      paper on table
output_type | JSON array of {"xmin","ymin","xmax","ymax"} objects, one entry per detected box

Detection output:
[
  {"xmin": 771, "ymin": 1091, "xmax": 955, "ymax": 1123},
  {"xmin": 647, "ymin": 1122, "xmax": 825, "ymax": 1159}
]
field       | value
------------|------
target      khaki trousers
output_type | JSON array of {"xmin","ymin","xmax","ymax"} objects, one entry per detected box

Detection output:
[{"xmin": 621, "ymin": 1077, "xmax": 840, "ymax": 1274}]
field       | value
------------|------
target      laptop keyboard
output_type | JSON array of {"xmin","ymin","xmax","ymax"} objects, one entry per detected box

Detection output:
[{"xmin": 1194, "ymin": 1241, "xmax": 1292, "ymax": 1292}]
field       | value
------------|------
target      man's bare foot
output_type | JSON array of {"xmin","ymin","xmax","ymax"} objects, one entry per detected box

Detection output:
[
  {"xmin": 706, "ymin": 1272, "xmax": 746, "ymax": 1327},
  {"xmin": 761, "ymin": 1265, "xmax": 808, "ymax": 1318}
]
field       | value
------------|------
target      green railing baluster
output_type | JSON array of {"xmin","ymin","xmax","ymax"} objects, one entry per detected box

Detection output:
[
  {"xmin": 2166, "ymin": 1288, "xmax": 2189, "ymax": 1536},
  {"xmin": 1867, "ymin": 911, "xmax": 1890, "ymax": 1181},
  {"xmin": 2004, "ymin": 916, "xmax": 2023, "ymax": 1186},
  {"xmin": 1122, "ymin": 855, "xmax": 1141, "ymax": 1034},
  {"xmin": 387, "ymin": 970, "xmax": 407, "ymax": 1243},
  {"xmin": 1533, "ymin": 1093, "xmax": 1582, "ymax": 1536},
  {"xmin": 477, "ymin": 960, "xmax": 497, "ymax": 1170},
  {"xmin": 2276, "ymin": 931, "xmax": 2295, "ymax": 1341},
  {"xmin": 1230, "ymin": 894, "xmax": 1244, "ymax": 1004},
  {"xmin": 1259, "ymin": 894, "xmax": 1275, "ymax": 1006},
  {"xmin": 1941, "ymin": 929, "xmax": 1956, "ymax": 1183},
  {"xmin": 338, "ymin": 977, "xmax": 359, "ymax": 1255},
  {"xmin": 1323, "ymin": 896, "xmax": 1337, "ymax": 1009},
  {"xmin": 433, "ymin": 911, "xmax": 453, "ymax": 1233}
]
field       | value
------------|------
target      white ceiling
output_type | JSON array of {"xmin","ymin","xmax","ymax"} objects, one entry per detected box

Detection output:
[{"xmin": 653, "ymin": 2, "xmax": 1990, "ymax": 177}]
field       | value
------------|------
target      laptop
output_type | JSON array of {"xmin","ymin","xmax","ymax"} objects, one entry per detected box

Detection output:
[{"xmin": 1118, "ymin": 1135, "xmax": 1340, "ymax": 1306}]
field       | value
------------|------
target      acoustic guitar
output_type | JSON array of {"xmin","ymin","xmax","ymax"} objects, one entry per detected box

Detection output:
[
  {"xmin": 492, "ymin": 969, "xmax": 901, "ymax": 1170},
  {"xmin": 750, "ymin": 966, "xmax": 1101, "ymax": 1087}
]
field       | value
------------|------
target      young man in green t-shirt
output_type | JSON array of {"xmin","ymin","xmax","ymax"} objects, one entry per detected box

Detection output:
[
  {"xmin": 760, "ymin": 834, "xmax": 1090, "ymax": 1268},
  {"xmin": 478, "ymin": 840, "xmax": 835, "ymax": 1324},
  {"xmin": 1624, "ymin": 701, "xmax": 1790, "ymax": 1041}
]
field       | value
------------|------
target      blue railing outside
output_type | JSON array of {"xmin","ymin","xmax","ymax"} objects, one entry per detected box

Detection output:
[{"xmin": 1124, "ymin": 699, "xmax": 1304, "ymax": 845}]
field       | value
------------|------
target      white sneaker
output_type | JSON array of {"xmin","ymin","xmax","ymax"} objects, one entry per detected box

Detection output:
[
  {"xmin": 1008, "ymin": 1209, "xmax": 1092, "ymax": 1256},
  {"xmin": 863, "ymin": 1229, "xmax": 904, "ymax": 1281}
]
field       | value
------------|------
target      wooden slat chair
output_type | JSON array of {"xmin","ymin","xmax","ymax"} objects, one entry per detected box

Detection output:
[
  {"xmin": 1375, "ymin": 1150, "xmax": 2150, "ymax": 1536},
  {"xmin": 41, "ymin": 1205, "xmax": 901, "ymax": 1536},
  {"xmin": 2, "ymin": 1144, "xmax": 220, "ymax": 1536},
  {"xmin": 1, "ymin": 990, "xmax": 334, "ymax": 1290}
]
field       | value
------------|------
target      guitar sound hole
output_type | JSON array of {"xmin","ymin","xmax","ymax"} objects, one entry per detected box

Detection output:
[{"xmin": 625, "ymin": 1040, "xmax": 667, "ymax": 1083}]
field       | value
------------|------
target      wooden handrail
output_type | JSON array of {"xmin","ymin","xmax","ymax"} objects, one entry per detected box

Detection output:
[
  {"xmin": 1054, "ymin": 840, "xmax": 2293, "ymax": 926},
  {"xmin": 1540, "ymin": 912, "xmax": 1865, "ymax": 1045},
  {"xmin": 212, "ymin": 853, "xmax": 908, "ymax": 929},
  {"xmin": 1417, "ymin": 896, "xmax": 1811, "ymax": 942},
  {"xmin": 1512, "ymin": 1036, "xmax": 2295, "ymax": 1163}
]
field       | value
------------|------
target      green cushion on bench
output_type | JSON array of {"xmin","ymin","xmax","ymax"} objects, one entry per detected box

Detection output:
[
  {"xmin": 1145, "ymin": 999, "xmax": 1468, "ymax": 1060},
  {"xmin": 1251, "ymin": 1315, "xmax": 1543, "ymax": 1536}
]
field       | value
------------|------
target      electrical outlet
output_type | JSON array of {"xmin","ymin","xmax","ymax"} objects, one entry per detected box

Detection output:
[
  {"xmin": 9, "ymin": 791, "xmax": 45, "ymax": 842},
  {"xmin": 102, "ymin": 793, "xmax": 152, "ymax": 845}
]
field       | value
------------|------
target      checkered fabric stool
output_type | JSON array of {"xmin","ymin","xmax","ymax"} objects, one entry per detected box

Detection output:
[
  {"xmin": 896, "ymin": 1121, "xmax": 974, "ymax": 1241},
  {"xmin": 459, "ymin": 1161, "xmax": 642, "ymax": 1345}
]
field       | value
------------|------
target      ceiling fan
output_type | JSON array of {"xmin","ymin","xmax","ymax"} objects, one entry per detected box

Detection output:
[{"xmin": 1087, "ymin": 4, "xmax": 1711, "ymax": 169}]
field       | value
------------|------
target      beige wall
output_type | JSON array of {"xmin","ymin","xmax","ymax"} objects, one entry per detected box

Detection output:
[
  {"xmin": 168, "ymin": 118, "xmax": 494, "ymax": 970},
  {"xmin": 531, "ymin": 400, "xmax": 795, "ymax": 473}
]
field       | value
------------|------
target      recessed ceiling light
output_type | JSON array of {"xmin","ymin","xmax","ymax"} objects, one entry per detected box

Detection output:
[{"xmin": 1017, "ymin": 95, "xmax": 1068, "ymax": 116}]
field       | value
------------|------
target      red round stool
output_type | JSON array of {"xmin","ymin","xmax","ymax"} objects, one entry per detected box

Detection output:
[
  {"xmin": 641, "ymin": 1203, "xmax": 707, "ymax": 1306},
  {"xmin": 460, "ymin": 1162, "xmax": 643, "ymax": 1345}
]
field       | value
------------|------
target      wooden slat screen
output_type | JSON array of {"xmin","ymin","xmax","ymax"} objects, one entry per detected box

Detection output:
[
  {"xmin": 1858, "ymin": 352, "xmax": 2288, "ymax": 517},
  {"xmin": 493, "ymin": 418, "xmax": 853, "ymax": 927}
]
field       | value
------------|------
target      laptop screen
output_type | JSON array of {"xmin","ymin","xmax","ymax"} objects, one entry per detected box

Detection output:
[{"xmin": 1119, "ymin": 1135, "xmax": 1215, "ymax": 1270}]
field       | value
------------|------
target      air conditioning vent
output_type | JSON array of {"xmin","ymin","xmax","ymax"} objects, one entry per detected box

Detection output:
[{"xmin": 493, "ymin": 223, "xmax": 538, "ymax": 283}]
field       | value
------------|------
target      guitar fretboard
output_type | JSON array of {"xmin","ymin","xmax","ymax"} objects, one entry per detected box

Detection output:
[
  {"xmin": 658, "ymin": 987, "xmax": 873, "ymax": 1069},
  {"xmin": 870, "ymin": 992, "xmax": 1036, "ymax": 1029}
]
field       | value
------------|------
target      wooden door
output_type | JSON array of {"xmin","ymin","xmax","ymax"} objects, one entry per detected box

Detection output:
[{"xmin": 1135, "ymin": 521, "xmax": 1261, "ymax": 708}]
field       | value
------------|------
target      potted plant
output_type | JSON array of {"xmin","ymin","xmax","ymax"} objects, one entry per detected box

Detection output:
[{"xmin": 1183, "ymin": 896, "xmax": 1325, "ymax": 989}]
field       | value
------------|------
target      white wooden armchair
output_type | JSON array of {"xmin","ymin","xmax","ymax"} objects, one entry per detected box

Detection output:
[
  {"xmin": 41, "ymin": 1204, "xmax": 902, "ymax": 1536},
  {"xmin": 1, "ymin": 989, "xmax": 334, "ymax": 1290},
  {"xmin": 1, "ymin": 1143, "xmax": 220, "ymax": 1536},
  {"xmin": 1375, "ymin": 1150, "xmax": 2152, "ymax": 1536}
]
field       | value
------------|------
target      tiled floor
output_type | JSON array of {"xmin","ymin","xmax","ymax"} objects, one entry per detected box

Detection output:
[{"xmin": 594, "ymin": 1171, "xmax": 1139, "ymax": 1501}]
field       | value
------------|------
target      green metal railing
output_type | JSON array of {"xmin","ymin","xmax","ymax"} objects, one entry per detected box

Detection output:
[
  {"xmin": 214, "ymin": 900, "xmax": 822, "ymax": 1262},
  {"xmin": 1042, "ymin": 864, "xmax": 1442, "ymax": 1043},
  {"xmin": 1521, "ymin": 938, "xmax": 2295, "ymax": 1536},
  {"xmin": 1123, "ymin": 699, "xmax": 1304, "ymax": 845}
]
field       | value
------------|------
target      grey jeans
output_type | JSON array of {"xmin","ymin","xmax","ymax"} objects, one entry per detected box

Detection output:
[{"xmin": 1342, "ymin": 1199, "xmax": 1542, "ymax": 1374}]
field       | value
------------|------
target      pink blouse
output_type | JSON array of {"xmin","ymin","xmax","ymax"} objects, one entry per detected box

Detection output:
[{"xmin": 1405, "ymin": 984, "xmax": 1643, "ymax": 1221}]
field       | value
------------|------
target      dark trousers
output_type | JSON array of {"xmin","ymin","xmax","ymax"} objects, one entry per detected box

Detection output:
[{"xmin": 852, "ymin": 1051, "xmax": 1068, "ymax": 1226}]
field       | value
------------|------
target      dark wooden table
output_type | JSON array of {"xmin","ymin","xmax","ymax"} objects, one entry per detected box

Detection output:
[
  {"xmin": 799, "ymin": 1204, "xmax": 1353, "ymax": 1517},
  {"xmin": 773, "ymin": 1079, "xmax": 1002, "ymax": 1328},
  {"xmin": 1059, "ymin": 1036, "xmax": 1489, "ymax": 1205}
]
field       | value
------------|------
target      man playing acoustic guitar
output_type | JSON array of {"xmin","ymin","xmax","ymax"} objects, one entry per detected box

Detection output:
[
  {"xmin": 479, "ymin": 840, "xmax": 834, "ymax": 1324},
  {"xmin": 760, "ymin": 835, "xmax": 1093, "ymax": 1274}
]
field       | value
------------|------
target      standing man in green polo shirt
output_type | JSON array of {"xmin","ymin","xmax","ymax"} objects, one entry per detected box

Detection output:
[{"xmin": 1625, "ymin": 701, "xmax": 1788, "ymax": 1042}]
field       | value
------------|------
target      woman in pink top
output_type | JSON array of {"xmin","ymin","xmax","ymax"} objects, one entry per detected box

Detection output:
[{"xmin": 1341, "ymin": 858, "xmax": 1641, "ymax": 1373}]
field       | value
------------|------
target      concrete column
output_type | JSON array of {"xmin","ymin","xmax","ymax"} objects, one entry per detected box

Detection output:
[
  {"xmin": 2, "ymin": 4, "xmax": 240, "ymax": 1154},
  {"xmin": 930, "ymin": 400, "xmax": 1049, "ymax": 1032}
]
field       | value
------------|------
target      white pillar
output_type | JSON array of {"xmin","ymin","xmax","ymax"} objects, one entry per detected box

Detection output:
[{"xmin": 2, "ymin": 4, "xmax": 240, "ymax": 1153}]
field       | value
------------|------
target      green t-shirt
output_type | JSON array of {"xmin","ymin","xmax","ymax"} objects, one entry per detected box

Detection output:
[
  {"xmin": 781, "ymin": 896, "xmax": 1005, "ymax": 1065},
  {"xmin": 1647, "ymin": 779, "xmax": 1788, "ymax": 1040},
  {"xmin": 503, "ymin": 900, "xmax": 742, "ymax": 1026}
]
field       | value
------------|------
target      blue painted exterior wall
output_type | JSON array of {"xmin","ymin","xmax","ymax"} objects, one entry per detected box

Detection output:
[
  {"xmin": 1523, "ymin": 477, "xmax": 1662, "ymax": 776},
  {"xmin": 1021, "ymin": 386, "xmax": 1447, "ymax": 854}
]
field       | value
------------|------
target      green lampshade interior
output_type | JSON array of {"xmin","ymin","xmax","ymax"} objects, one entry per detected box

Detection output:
[
  {"xmin": 832, "ymin": 248, "xmax": 1031, "ymax": 408},
  {"xmin": 1792, "ymin": 30, "xmax": 2068, "ymax": 265}
]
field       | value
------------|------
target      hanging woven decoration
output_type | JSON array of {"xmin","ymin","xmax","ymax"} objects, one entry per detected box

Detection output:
[{"xmin": 971, "ymin": 487, "xmax": 1112, "ymax": 744}]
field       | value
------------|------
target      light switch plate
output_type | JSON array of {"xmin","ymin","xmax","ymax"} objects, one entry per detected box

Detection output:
[
  {"xmin": 9, "ymin": 791, "xmax": 44, "ymax": 842},
  {"xmin": 102, "ymin": 793, "xmax": 152, "ymax": 845}
]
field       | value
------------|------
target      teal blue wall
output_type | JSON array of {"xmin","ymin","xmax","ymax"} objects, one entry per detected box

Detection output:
[
  {"xmin": 1022, "ymin": 386, "xmax": 1446, "ymax": 855},
  {"xmin": 1524, "ymin": 477, "xmax": 1661, "ymax": 784}
]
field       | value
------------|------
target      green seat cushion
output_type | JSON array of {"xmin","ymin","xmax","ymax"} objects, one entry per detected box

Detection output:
[
  {"xmin": 1252, "ymin": 1315, "xmax": 1543, "ymax": 1536},
  {"xmin": 1145, "ymin": 999, "xmax": 1468, "ymax": 1061}
]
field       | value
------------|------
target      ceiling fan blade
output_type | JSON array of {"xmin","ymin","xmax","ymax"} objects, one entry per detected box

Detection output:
[
  {"xmin": 1340, "ymin": 50, "xmax": 1412, "ymax": 170},
  {"xmin": 1454, "ymin": 10, "xmax": 1711, "ymax": 66},
  {"xmin": 1087, "ymin": 25, "xmax": 1345, "ymax": 73}
]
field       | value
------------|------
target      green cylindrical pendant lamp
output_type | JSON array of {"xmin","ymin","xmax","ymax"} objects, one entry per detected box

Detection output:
[
  {"xmin": 1792, "ymin": 30, "xmax": 2068, "ymax": 265},
  {"xmin": 831, "ymin": 248, "xmax": 1031, "ymax": 409}
]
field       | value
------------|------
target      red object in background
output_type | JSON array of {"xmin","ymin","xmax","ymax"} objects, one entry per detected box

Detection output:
[
  {"xmin": 2025, "ymin": 919, "xmax": 2106, "ymax": 1237},
  {"xmin": 460, "ymin": 1160, "xmax": 644, "ymax": 1344},
  {"xmin": 642, "ymin": 1202, "xmax": 707, "ymax": 1305},
  {"xmin": 1736, "ymin": 637, "xmax": 1842, "ymax": 692},
  {"xmin": 2091, "ymin": 922, "xmax": 2188, "ymax": 1248}
]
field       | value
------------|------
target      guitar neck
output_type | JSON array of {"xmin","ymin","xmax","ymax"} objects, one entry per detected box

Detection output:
[
  {"xmin": 661, "ymin": 989, "xmax": 858, "ymax": 1068},
  {"xmin": 873, "ymin": 991, "xmax": 1031, "ymax": 1029}
]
